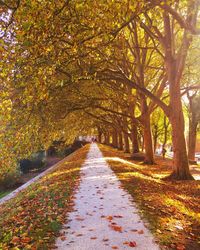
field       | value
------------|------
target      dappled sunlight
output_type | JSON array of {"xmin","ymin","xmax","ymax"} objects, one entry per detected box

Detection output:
[
  {"xmin": 46, "ymin": 167, "xmax": 80, "ymax": 179},
  {"xmin": 152, "ymin": 173, "xmax": 170, "ymax": 179},
  {"xmin": 192, "ymin": 174, "xmax": 200, "ymax": 180},
  {"xmin": 159, "ymin": 216, "xmax": 186, "ymax": 235},
  {"xmin": 105, "ymin": 157, "xmax": 146, "ymax": 170},
  {"xmin": 105, "ymin": 157, "xmax": 164, "ymax": 184},
  {"xmin": 117, "ymin": 171, "xmax": 163, "ymax": 184},
  {"xmin": 164, "ymin": 197, "xmax": 200, "ymax": 222}
]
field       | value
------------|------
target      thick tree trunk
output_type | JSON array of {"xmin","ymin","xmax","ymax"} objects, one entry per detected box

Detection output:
[
  {"xmin": 143, "ymin": 114, "xmax": 155, "ymax": 164},
  {"xmin": 188, "ymin": 118, "xmax": 198, "ymax": 162},
  {"xmin": 123, "ymin": 132, "xmax": 130, "ymax": 153},
  {"xmin": 167, "ymin": 62, "xmax": 193, "ymax": 180},
  {"xmin": 118, "ymin": 132, "xmax": 123, "ymax": 150},
  {"xmin": 112, "ymin": 129, "xmax": 118, "ymax": 148},
  {"xmin": 98, "ymin": 130, "xmax": 102, "ymax": 143},
  {"xmin": 168, "ymin": 109, "xmax": 193, "ymax": 180},
  {"xmin": 162, "ymin": 9, "xmax": 196, "ymax": 180},
  {"xmin": 130, "ymin": 122, "xmax": 139, "ymax": 154},
  {"xmin": 104, "ymin": 132, "xmax": 110, "ymax": 145}
]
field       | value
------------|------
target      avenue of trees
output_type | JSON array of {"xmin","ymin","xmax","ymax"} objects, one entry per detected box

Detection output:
[{"xmin": 0, "ymin": 0, "xmax": 200, "ymax": 181}]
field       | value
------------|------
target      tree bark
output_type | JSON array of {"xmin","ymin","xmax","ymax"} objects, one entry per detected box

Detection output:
[
  {"xmin": 166, "ymin": 58, "xmax": 193, "ymax": 180},
  {"xmin": 104, "ymin": 132, "xmax": 110, "ymax": 145},
  {"xmin": 123, "ymin": 132, "xmax": 130, "ymax": 153},
  {"xmin": 168, "ymin": 106, "xmax": 193, "ymax": 180},
  {"xmin": 118, "ymin": 131, "xmax": 123, "ymax": 150},
  {"xmin": 153, "ymin": 125, "xmax": 158, "ymax": 153},
  {"xmin": 188, "ymin": 118, "xmax": 198, "ymax": 161},
  {"xmin": 130, "ymin": 122, "xmax": 139, "ymax": 154},
  {"xmin": 162, "ymin": 8, "xmax": 194, "ymax": 180},
  {"xmin": 98, "ymin": 128, "xmax": 102, "ymax": 143},
  {"xmin": 112, "ymin": 129, "xmax": 118, "ymax": 148},
  {"xmin": 162, "ymin": 116, "xmax": 168, "ymax": 149},
  {"xmin": 143, "ymin": 113, "xmax": 155, "ymax": 164}
]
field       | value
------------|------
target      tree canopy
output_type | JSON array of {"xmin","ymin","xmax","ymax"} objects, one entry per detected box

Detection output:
[{"xmin": 1, "ymin": 0, "xmax": 200, "ymax": 180}]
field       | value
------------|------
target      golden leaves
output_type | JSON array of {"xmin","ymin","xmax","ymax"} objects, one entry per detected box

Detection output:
[{"xmin": 0, "ymin": 147, "xmax": 88, "ymax": 249}]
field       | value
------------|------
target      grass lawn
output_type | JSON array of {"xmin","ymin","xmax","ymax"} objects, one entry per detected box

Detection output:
[
  {"xmin": 0, "ymin": 145, "xmax": 89, "ymax": 250},
  {"xmin": 99, "ymin": 144, "xmax": 200, "ymax": 250}
]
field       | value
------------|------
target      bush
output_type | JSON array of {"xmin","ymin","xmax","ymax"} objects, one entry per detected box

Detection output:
[
  {"xmin": 0, "ymin": 168, "xmax": 20, "ymax": 190},
  {"xmin": 19, "ymin": 159, "xmax": 33, "ymax": 174},
  {"xmin": 64, "ymin": 140, "xmax": 88, "ymax": 156},
  {"xmin": 19, "ymin": 151, "xmax": 46, "ymax": 174}
]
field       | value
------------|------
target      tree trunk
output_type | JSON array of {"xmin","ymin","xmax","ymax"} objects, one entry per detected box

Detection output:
[
  {"xmin": 163, "ymin": 6, "xmax": 197, "ymax": 180},
  {"xmin": 122, "ymin": 115, "xmax": 130, "ymax": 153},
  {"xmin": 166, "ymin": 60, "xmax": 193, "ymax": 180},
  {"xmin": 130, "ymin": 122, "xmax": 139, "ymax": 154},
  {"xmin": 169, "ymin": 108, "xmax": 193, "ymax": 180},
  {"xmin": 104, "ymin": 132, "xmax": 110, "ymax": 145},
  {"xmin": 162, "ymin": 116, "xmax": 168, "ymax": 150},
  {"xmin": 143, "ymin": 114, "xmax": 155, "ymax": 164},
  {"xmin": 188, "ymin": 118, "xmax": 198, "ymax": 162},
  {"xmin": 98, "ymin": 129, "xmax": 102, "ymax": 143},
  {"xmin": 153, "ymin": 125, "xmax": 158, "ymax": 153},
  {"xmin": 112, "ymin": 129, "xmax": 118, "ymax": 148},
  {"xmin": 118, "ymin": 131, "xmax": 123, "ymax": 150},
  {"xmin": 123, "ymin": 132, "xmax": 130, "ymax": 153}
]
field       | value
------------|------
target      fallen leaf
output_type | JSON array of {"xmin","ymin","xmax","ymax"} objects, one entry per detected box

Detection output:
[
  {"xmin": 112, "ymin": 246, "xmax": 118, "ymax": 249},
  {"xmin": 129, "ymin": 241, "xmax": 137, "ymax": 247},
  {"xmin": 76, "ymin": 217, "xmax": 84, "ymax": 221},
  {"xmin": 12, "ymin": 236, "xmax": 20, "ymax": 243},
  {"xmin": 102, "ymin": 238, "xmax": 109, "ymax": 242},
  {"xmin": 21, "ymin": 237, "xmax": 31, "ymax": 243},
  {"xmin": 123, "ymin": 241, "xmax": 129, "ymax": 245},
  {"xmin": 138, "ymin": 230, "xmax": 144, "ymax": 234},
  {"xmin": 176, "ymin": 244, "xmax": 185, "ymax": 250},
  {"xmin": 60, "ymin": 236, "xmax": 66, "ymax": 241},
  {"xmin": 106, "ymin": 216, "xmax": 113, "ymax": 221},
  {"xmin": 109, "ymin": 224, "xmax": 122, "ymax": 232},
  {"xmin": 114, "ymin": 215, "xmax": 123, "ymax": 218}
]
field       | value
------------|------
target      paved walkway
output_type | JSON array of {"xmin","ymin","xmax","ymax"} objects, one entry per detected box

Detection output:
[{"xmin": 56, "ymin": 143, "xmax": 159, "ymax": 250}]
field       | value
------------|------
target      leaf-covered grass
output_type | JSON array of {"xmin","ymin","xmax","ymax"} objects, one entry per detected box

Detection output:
[
  {"xmin": 99, "ymin": 144, "xmax": 200, "ymax": 250},
  {"xmin": 0, "ymin": 145, "xmax": 89, "ymax": 250}
]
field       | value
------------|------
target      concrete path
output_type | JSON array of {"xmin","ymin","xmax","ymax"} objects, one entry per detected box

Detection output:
[{"xmin": 56, "ymin": 143, "xmax": 159, "ymax": 250}]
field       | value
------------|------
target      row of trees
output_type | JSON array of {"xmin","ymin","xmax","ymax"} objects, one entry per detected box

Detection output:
[{"xmin": 0, "ymin": 0, "xmax": 200, "ymax": 180}]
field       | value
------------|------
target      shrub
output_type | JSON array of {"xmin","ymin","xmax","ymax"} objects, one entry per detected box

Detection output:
[
  {"xmin": 0, "ymin": 168, "xmax": 20, "ymax": 190},
  {"xmin": 19, "ymin": 151, "xmax": 46, "ymax": 174}
]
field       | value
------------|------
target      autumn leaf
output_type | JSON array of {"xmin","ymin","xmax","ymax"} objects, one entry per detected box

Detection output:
[
  {"xmin": 111, "ymin": 246, "xmax": 118, "ymax": 249},
  {"xmin": 113, "ymin": 215, "xmax": 123, "ymax": 218},
  {"xmin": 109, "ymin": 224, "xmax": 122, "ymax": 232},
  {"xmin": 106, "ymin": 216, "xmax": 113, "ymax": 221},
  {"xmin": 21, "ymin": 237, "xmax": 31, "ymax": 243},
  {"xmin": 90, "ymin": 237, "xmax": 97, "ymax": 240},
  {"xmin": 60, "ymin": 236, "xmax": 66, "ymax": 241},
  {"xmin": 129, "ymin": 241, "xmax": 137, "ymax": 247}
]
